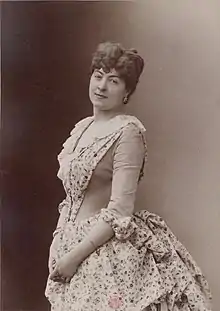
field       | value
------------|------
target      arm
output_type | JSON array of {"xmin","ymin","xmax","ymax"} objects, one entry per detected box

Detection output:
[{"xmin": 73, "ymin": 124, "xmax": 146, "ymax": 264}]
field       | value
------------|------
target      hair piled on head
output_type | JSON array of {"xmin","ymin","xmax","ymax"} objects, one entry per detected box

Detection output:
[{"xmin": 90, "ymin": 42, "xmax": 144, "ymax": 99}]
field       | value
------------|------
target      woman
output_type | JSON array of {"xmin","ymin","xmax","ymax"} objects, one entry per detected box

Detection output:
[{"xmin": 45, "ymin": 42, "xmax": 212, "ymax": 311}]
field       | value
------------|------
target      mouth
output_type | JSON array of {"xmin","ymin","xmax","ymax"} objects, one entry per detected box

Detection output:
[{"xmin": 94, "ymin": 93, "xmax": 108, "ymax": 99}]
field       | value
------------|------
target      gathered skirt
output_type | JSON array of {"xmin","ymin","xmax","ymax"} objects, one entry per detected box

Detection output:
[{"xmin": 45, "ymin": 210, "xmax": 212, "ymax": 311}]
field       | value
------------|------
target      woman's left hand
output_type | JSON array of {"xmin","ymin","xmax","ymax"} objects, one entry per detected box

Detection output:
[{"xmin": 49, "ymin": 250, "xmax": 80, "ymax": 283}]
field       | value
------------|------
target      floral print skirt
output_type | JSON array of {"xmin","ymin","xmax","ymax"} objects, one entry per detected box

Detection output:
[{"xmin": 45, "ymin": 210, "xmax": 212, "ymax": 311}]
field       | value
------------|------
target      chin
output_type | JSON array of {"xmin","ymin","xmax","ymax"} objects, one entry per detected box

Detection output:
[
  {"xmin": 91, "ymin": 102, "xmax": 105, "ymax": 109},
  {"xmin": 91, "ymin": 96, "xmax": 106, "ymax": 105},
  {"xmin": 92, "ymin": 99, "xmax": 103, "ymax": 105}
]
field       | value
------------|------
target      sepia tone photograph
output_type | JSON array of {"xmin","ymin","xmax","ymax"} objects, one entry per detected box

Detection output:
[{"xmin": 1, "ymin": 1, "xmax": 220, "ymax": 311}]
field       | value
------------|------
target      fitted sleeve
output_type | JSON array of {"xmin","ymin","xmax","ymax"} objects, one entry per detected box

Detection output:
[{"xmin": 100, "ymin": 124, "xmax": 147, "ymax": 240}]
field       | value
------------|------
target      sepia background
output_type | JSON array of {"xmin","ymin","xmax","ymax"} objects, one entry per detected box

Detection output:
[{"xmin": 1, "ymin": 1, "xmax": 220, "ymax": 310}]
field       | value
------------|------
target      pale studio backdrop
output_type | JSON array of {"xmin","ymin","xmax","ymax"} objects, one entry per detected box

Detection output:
[
  {"xmin": 126, "ymin": 2, "xmax": 220, "ymax": 310},
  {"xmin": 2, "ymin": 1, "xmax": 219, "ymax": 310}
]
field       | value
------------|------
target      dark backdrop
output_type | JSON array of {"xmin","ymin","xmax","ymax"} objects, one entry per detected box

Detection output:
[{"xmin": 1, "ymin": 2, "xmax": 134, "ymax": 310}]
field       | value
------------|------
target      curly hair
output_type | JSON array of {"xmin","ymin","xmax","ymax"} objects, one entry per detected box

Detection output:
[{"xmin": 90, "ymin": 42, "xmax": 144, "ymax": 100}]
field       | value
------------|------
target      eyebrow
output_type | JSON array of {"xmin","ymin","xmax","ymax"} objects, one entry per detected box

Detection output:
[{"xmin": 96, "ymin": 69, "xmax": 120, "ymax": 78}]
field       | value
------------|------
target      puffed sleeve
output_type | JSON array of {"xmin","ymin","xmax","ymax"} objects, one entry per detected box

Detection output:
[{"xmin": 99, "ymin": 123, "xmax": 147, "ymax": 240}]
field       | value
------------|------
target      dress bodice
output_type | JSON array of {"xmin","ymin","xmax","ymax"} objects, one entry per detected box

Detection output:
[{"xmin": 56, "ymin": 114, "xmax": 147, "ymax": 225}]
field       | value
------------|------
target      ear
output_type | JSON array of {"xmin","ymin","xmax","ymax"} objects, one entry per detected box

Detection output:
[{"xmin": 124, "ymin": 90, "xmax": 130, "ymax": 97}]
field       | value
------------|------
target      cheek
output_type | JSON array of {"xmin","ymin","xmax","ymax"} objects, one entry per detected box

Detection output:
[
  {"xmin": 89, "ymin": 82, "xmax": 92, "ymax": 93},
  {"xmin": 89, "ymin": 83, "xmax": 95, "ymax": 101},
  {"xmin": 89, "ymin": 79, "xmax": 96, "ymax": 94},
  {"xmin": 111, "ymin": 88, "xmax": 125, "ymax": 100}
]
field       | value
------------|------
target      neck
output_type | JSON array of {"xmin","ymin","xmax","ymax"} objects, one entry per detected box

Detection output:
[{"xmin": 93, "ymin": 107, "xmax": 126, "ymax": 123}]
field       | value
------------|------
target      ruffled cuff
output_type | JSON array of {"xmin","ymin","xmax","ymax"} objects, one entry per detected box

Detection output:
[
  {"xmin": 100, "ymin": 208, "xmax": 138, "ymax": 240},
  {"xmin": 58, "ymin": 198, "xmax": 69, "ymax": 214}
]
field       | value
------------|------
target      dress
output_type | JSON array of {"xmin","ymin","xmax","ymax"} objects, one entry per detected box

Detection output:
[{"xmin": 45, "ymin": 114, "xmax": 212, "ymax": 311}]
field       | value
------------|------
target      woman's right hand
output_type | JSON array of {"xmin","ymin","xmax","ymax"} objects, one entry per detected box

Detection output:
[{"xmin": 48, "ymin": 257, "xmax": 56, "ymax": 275}]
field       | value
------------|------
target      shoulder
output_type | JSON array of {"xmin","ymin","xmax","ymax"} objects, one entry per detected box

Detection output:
[
  {"xmin": 121, "ymin": 121, "xmax": 145, "ymax": 137},
  {"xmin": 117, "ymin": 114, "xmax": 146, "ymax": 134},
  {"xmin": 70, "ymin": 116, "xmax": 93, "ymax": 135},
  {"xmin": 118, "ymin": 115, "xmax": 147, "ymax": 145},
  {"xmin": 113, "ymin": 116, "xmax": 147, "ymax": 158},
  {"xmin": 116, "ymin": 124, "xmax": 146, "ymax": 152}
]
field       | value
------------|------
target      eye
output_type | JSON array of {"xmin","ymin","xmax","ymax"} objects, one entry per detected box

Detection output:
[
  {"xmin": 94, "ymin": 73, "xmax": 102, "ymax": 80},
  {"xmin": 110, "ymin": 78, "xmax": 119, "ymax": 85}
]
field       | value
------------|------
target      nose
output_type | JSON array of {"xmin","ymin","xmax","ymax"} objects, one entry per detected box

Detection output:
[{"xmin": 97, "ymin": 77, "xmax": 107, "ymax": 91}]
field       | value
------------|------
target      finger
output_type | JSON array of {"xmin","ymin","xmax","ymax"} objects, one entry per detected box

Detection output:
[
  {"xmin": 49, "ymin": 270, "xmax": 56, "ymax": 279},
  {"xmin": 49, "ymin": 267, "xmax": 59, "ymax": 279},
  {"xmin": 49, "ymin": 263, "xmax": 55, "ymax": 274},
  {"xmin": 52, "ymin": 259, "xmax": 56, "ymax": 269}
]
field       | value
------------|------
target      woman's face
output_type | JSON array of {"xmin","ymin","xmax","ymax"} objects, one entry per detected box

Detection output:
[{"xmin": 89, "ymin": 68, "xmax": 128, "ymax": 111}]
